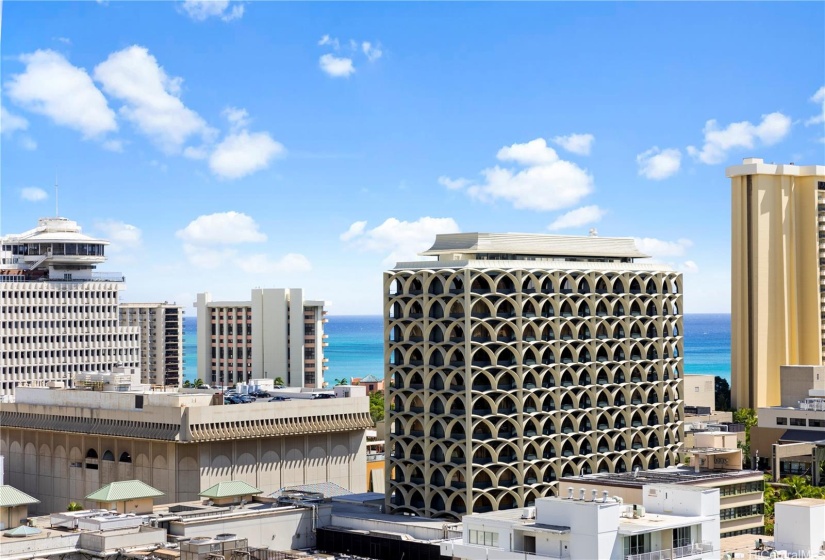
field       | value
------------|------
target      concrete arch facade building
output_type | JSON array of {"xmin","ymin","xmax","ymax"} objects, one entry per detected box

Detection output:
[{"xmin": 384, "ymin": 233, "xmax": 684, "ymax": 518}]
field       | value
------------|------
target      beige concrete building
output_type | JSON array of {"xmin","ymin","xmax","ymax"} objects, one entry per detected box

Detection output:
[
  {"xmin": 195, "ymin": 289, "xmax": 328, "ymax": 388},
  {"xmin": 728, "ymin": 158, "xmax": 825, "ymax": 409},
  {"xmin": 0, "ymin": 217, "xmax": 140, "ymax": 397},
  {"xmin": 119, "ymin": 303, "xmax": 184, "ymax": 387},
  {"xmin": 385, "ymin": 233, "xmax": 684, "ymax": 518},
  {"xmin": 0, "ymin": 375, "xmax": 373, "ymax": 516},
  {"xmin": 683, "ymin": 374, "xmax": 716, "ymax": 413}
]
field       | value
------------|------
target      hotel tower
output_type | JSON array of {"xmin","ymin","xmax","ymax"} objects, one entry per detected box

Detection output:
[
  {"xmin": 729, "ymin": 158, "xmax": 825, "ymax": 409},
  {"xmin": 0, "ymin": 217, "xmax": 140, "ymax": 397},
  {"xmin": 119, "ymin": 303, "xmax": 184, "ymax": 387},
  {"xmin": 385, "ymin": 233, "xmax": 684, "ymax": 518},
  {"xmin": 195, "ymin": 289, "xmax": 328, "ymax": 388}
]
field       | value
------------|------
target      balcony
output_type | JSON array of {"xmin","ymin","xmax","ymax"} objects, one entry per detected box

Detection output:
[{"xmin": 625, "ymin": 542, "xmax": 713, "ymax": 560}]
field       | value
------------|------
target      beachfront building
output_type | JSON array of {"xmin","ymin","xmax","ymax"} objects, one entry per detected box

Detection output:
[
  {"xmin": 194, "ymin": 289, "xmax": 328, "ymax": 389},
  {"xmin": 0, "ymin": 217, "xmax": 140, "ymax": 398},
  {"xmin": 385, "ymin": 232, "xmax": 684, "ymax": 517},
  {"xmin": 0, "ymin": 373, "xmax": 373, "ymax": 515},
  {"xmin": 728, "ymin": 158, "xmax": 825, "ymax": 409},
  {"xmin": 441, "ymin": 483, "xmax": 720, "ymax": 560},
  {"xmin": 119, "ymin": 303, "xmax": 184, "ymax": 387}
]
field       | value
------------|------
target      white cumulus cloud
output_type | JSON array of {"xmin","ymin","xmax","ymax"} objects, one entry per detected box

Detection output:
[
  {"xmin": 6, "ymin": 49, "xmax": 117, "ymax": 138},
  {"xmin": 680, "ymin": 260, "xmax": 699, "ymax": 273},
  {"xmin": 687, "ymin": 112, "xmax": 792, "ymax": 164},
  {"xmin": 340, "ymin": 221, "xmax": 367, "ymax": 241},
  {"xmin": 20, "ymin": 187, "xmax": 48, "ymax": 202},
  {"xmin": 806, "ymin": 86, "xmax": 825, "ymax": 126},
  {"xmin": 209, "ymin": 130, "xmax": 284, "ymax": 180},
  {"xmin": 94, "ymin": 45, "xmax": 212, "ymax": 153},
  {"xmin": 438, "ymin": 176, "xmax": 471, "ymax": 190},
  {"xmin": 94, "ymin": 219, "xmax": 142, "ymax": 251},
  {"xmin": 319, "ymin": 54, "xmax": 355, "ymax": 78},
  {"xmin": 547, "ymin": 205, "xmax": 606, "ymax": 231},
  {"xmin": 341, "ymin": 217, "xmax": 460, "ymax": 265},
  {"xmin": 318, "ymin": 35, "xmax": 340, "ymax": 49},
  {"xmin": 362, "ymin": 41, "xmax": 383, "ymax": 62},
  {"xmin": 181, "ymin": 0, "xmax": 244, "ymax": 22},
  {"xmin": 448, "ymin": 138, "xmax": 594, "ymax": 212},
  {"xmin": 176, "ymin": 211, "xmax": 267, "ymax": 245},
  {"xmin": 634, "ymin": 237, "xmax": 693, "ymax": 258},
  {"xmin": 636, "ymin": 147, "xmax": 682, "ymax": 180},
  {"xmin": 552, "ymin": 133, "xmax": 594, "ymax": 156},
  {"xmin": 1, "ymin": 106, "xmax": 29, "ymax": 135}
]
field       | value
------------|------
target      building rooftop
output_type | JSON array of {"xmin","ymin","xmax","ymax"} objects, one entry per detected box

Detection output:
[
  {"xmin": 775, "ymin": 498, "xmax": 825, "ymax": 509},
  {"xmin": 726, "ymin": 158, "xmax": 825, "ymax": 178},
  {"xmin": 420, "ymin": 232, "xmax": 650, "ymax": 259},
  {"xmin": 85, "ymin": 480, "xmax": 164, "ymax": 502},
  {"xmin": 617, "ymin": 512, "xmax": 715, "ymax": 535},
  {"xmin": 561, "ymin": 466, "xmax": 763, "ymax": 489},
  {"xmin": 0, "ymin": 485, "xmax": 40, "ymax": 508},
  {"xmin": 199, "ymin": 481, "xmax": 262, "ymax": 499}
]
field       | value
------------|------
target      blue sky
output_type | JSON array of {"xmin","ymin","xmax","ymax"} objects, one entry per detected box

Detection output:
[{"xmin": 2, "ymin": 1, "xmax": 823, "ymax": 315}]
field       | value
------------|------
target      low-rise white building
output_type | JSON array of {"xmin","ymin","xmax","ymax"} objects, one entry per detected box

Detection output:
[
  {"xmin": 441, "ymin": 484, "xmax": 720, "ymax": 560},
  {"xmin": 774, "ymin": 498, "xmax": 825, "ymax": 557}
]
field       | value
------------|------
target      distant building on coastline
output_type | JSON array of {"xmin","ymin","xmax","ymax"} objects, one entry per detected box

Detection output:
[
  {"xmin": 119, "ymin": 303, "xmax": 184, "ymax": 387},
  {"xmin": 0, "ymin": 217, "xmax": 140, "ymax": 398},
  {"xmin": 728, "ymin": 158, "xmax": 825, "ymax": 409},
  {"xmin": 385, "ymin": 232, "xmax": 684, "ymax": 518},
  {"xmin": 194, "ymin": 289, "xmax": 329, "ymax": 388}
]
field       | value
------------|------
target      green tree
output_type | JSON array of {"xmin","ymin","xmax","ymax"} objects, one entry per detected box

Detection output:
[
  {"xmin": 193, "ymin": 378, "xmax": 204, "ymax": 388},
  {"xmin": 714, "ymin": 376, "xmax": 731, "ymax": 411},
  {"xmin": 369, "ymin": 391, "xmax": 385, "ymax": 423},
  {"xmin": 335, "ymin": 377, "xmax": 349, "ymax": 386},
  {"xmin": 67, "ymin": 501, "xmax": 83, "ymax": 512},
  {"xmin": 732, "ymin": 408, "xmax": 758, "ymax": 466},
  {"xmin": 273, "ymin": 376, "xmax": 285, "ymax": 386},
  {"xmin": 183, "ymin": 380, "xmax": 192, "ymax": 388}
]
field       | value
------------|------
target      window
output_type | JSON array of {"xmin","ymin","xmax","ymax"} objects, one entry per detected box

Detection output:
[
  {"xmin": 624, "ymin": 534, "xmax": 650, "ymax": 557},
  {"xmin": 468, "ymin": 530, "xmax": 499, "ymax": 547},
  {"xmin": 809, "ymin": 419, "xmax": 824, "ymax": 428},
  {"xmin": 673, "ymin": 526, "xmax": 692, "ymax": 548},
  {"xmin": 776, "ymin": 417, "xmax": 787, "ymax": 425},
  {"xmin": 790, "ymin": 418, "xmax": 806, "ymax": 426}
]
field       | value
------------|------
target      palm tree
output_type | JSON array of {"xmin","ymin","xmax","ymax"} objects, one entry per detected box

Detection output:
[
  {"xmin": 193, "ymin": 379, "xmax": 204, "ymax": 388},
  {"xmin": 67, "ymin": 501, "xmax": 83, "ymax": 512},
  {"xmin": 335, "ymin": 377, "xmax": 349, "ymax": 386},
  {"xmin": 273, "ymin": 376, "xmax": 285, "ymax": 386},
  {"xmin": 183, "ymin": 380, "xmax": 192, "ymax": 388}
]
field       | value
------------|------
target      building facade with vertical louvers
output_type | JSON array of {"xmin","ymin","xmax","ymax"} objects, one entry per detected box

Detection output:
[{"xmin": 385, "ymin": 233, "xmax": 684, "ymax": 518}]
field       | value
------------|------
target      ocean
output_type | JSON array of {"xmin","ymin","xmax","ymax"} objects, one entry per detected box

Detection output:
[{"xmin": 182, "ymin": 313, "xmax": 731, "ymax": 384}]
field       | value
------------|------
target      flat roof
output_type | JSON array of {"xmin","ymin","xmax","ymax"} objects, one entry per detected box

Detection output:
[
  {"xmin": 618, "ymin": 512, "xmax": 714, "ymax": 535},
  {"xmin": 775, "ymin": 498, "xmax": 825, "ymax": 508},
  {"xmin": 561, "ymin": 467, "xmax": 763, "ymax": 489},
  {"xmin": 726, "ymin": 158, "xmax": 825, "ymax": 178},
  {"xmin": 420, "ymin": 233, "xmax": 650, "ymax": 259},
  {"xmin": 392, "ymin": 259, "xmax": 673, "ymax": 273}
]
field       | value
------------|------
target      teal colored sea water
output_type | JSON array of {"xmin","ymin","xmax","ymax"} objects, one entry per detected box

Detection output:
[{"xmin": 183, "ymin": 314, "xmax": 731, "ymax": 384}]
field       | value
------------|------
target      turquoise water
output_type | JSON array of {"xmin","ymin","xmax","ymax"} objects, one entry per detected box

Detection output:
[{"xmin": 183, "ymin": 313, "xmax": 732, "ymax": 384}]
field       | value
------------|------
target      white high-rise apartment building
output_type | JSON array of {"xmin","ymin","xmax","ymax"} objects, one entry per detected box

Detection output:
[
  {"xmin": 386, "ymin": 233, "xmax": 684, "ymax": 518},
  {"xmin": 0, "ymin": 217, "xmax": 139, "ymax": 397},
  {"xmin": 194, "ymin": 288, "xmax": 328, "ymax": 388},
  {"xmin": 119, "ymin": 303, "xmax": 184, "ymax": 387}
]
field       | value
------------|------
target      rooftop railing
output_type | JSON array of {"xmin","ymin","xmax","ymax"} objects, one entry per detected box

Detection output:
[{"xmin": 626, "ymin": 542, "xmax": 713, "ymax": 560}]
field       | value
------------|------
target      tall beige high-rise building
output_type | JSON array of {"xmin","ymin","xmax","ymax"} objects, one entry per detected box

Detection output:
[
  {"xmin": 194, "ymin": 289, "xmax": 328, "ymax": 388},
  {"xmin": 385, "ymin": 233, "xmax": 684, "ymax": 518},
  {"xmin": 119, "ymin": 303, "xmax": 184, "ymax": 387},
  {"xmin": 728, "ymin": 158, "xmax": 825, "ymax": 409}
]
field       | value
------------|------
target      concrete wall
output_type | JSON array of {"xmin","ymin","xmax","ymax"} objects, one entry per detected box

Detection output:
[
  {"xmin": 779, "ymin": 365, "xmax": 825, "ymax": 407},
  {"xmin": 684, "ymin": 375, "xmax": 716, "ymax": 411},
  {"xmin": 169, "ymin": 504, "xmax": 331, "ymax": 550},
  {"xmin": 1, "ymin": 504, "xmax": 30, "ymax": 530},
  {"xmin": 1, "ymin": 428, "xmax": 367, "ymax": 515},
  {"xmin": 774, "ymin": 500, "xmax": 825, "ymax": 555}
]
